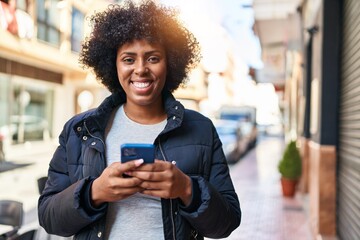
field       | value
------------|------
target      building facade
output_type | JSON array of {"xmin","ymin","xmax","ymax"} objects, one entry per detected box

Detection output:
[
  {"xmin": 0, "ymin": 0, "xmax": 113, "ymax": 151},
  {"xmin": 280, "ymin": 0, "xmax": 359, "ymax": 239}
]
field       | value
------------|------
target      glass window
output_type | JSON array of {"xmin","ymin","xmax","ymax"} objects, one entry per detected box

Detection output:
[
  {"xmin": 36, "ymin": 0, "xmax": 61, "ymax": 46},
  {"xmin": 48, "ymin": 27, "xmax": 60, "ymax": 44},
  {"xmin": 0, "ymin": 74, "xmax": 11, "ymax": 130},
  {"xmin": 37, "ymin": 0, "xmax": 46, "ymax": 21},
  {"xmin": 48, "ymin": 0, "xmax": 60, "ymax": 28},
  {"xmin": 11, "ymin": 81, "xmax": 54, "ymax": 143},
  {"xmin": 37, "ymin": 23, "xmax": 46, "ymax": 39},
  {"xmin": 71, "ymin": 7, "xmax": 84, "ymax": 52}
]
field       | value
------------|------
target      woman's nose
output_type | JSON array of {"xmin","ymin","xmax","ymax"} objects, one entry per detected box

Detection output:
[{"xmin": 134, "ymin": 61, "xmax": 148, "ymax": 75}]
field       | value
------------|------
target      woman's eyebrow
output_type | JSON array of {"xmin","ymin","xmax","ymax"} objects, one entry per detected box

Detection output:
[{"xmin": 119, "ymin": 50, "xmax": 164, "ymax": 56}]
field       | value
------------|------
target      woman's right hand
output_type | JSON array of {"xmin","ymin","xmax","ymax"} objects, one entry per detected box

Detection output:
[{"xmin": 90, "ymin": 159, "xmax": 144, "ymax": 207}]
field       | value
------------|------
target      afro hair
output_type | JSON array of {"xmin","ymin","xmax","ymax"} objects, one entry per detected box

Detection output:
[{"xmin": 79, "ymin": 0, "xmax": 201, "ymax": 93}]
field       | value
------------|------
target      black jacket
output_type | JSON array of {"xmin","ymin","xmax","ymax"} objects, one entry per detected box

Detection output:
[{"xmin": 38, "ymin": 91, "xmax": 241, "ymax": 239}]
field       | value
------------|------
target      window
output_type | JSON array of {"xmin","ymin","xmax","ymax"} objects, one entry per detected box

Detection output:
[
  {"xmin": 0, "ymin": 74, "xmax": 54, "ymax": 143},
  {"xmin": 0, "ymin": 74, "xmax": 11, "ymax": 130},
  {"xmin": 11, "ymin": 82, "xmax": 54, "ymax": 143},
  {"xmin": 36, "ymin": 0, "xmax": 60, "ymax": 46},
  {"xmin": 71, "ymin": 7, "xmax": 84, "ymax": 53}
]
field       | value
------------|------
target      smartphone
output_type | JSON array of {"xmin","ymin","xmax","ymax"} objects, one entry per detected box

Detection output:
[{"xmin": 121, "ymin": 143, "xmax": 155, "ymax": 164}]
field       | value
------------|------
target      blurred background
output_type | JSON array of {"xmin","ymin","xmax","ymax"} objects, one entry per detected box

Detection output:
[{"xmin": 0, "ymin": 0, "xmax": 357, "ymax": 240}]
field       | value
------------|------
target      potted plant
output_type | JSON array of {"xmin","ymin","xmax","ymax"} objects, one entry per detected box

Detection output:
[{"xmin": 278, "ymin": 140, "xmax": 302, "ymax": 197}]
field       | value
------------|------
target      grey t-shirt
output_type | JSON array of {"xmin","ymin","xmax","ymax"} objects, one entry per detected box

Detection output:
[{"xmin": 104, "ymin": 105, "xmax": 167, "ymax": 239}]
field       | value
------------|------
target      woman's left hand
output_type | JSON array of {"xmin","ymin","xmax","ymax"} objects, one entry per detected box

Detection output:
[{"xmin": 125, "ymin": 160, "xmax": 192, "ymax": 206}]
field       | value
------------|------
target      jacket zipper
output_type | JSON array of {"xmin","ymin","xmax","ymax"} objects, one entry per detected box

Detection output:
[
  {"xmin": 158, "ymin": 138, "xmax": 176, "ymax": 240},
  {"xmin": 83, "ymin": 121, "xmax": 106, "ymax": 239}
]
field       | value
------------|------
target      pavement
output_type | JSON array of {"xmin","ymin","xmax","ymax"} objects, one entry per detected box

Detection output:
[
  {"xmin": 0, "ymin": 140, "xmax": 58, "ymax": 236},
  {"xmin": 223, "ymin": 135, "xmax": 313, "ymax": 240},
  {"xmin": 0, "ymin": 135, "xmax": 313, "ymax": 240}
]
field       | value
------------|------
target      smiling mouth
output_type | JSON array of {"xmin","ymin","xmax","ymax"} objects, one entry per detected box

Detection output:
[{"xmin": 131, "ymin": 81, "xmax": 152, "ymax": 89}]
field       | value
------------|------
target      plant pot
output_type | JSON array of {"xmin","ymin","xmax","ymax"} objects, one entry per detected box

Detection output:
[{"xmin": 280, "ymin": 177, "xmax": 298, "ymax": 197}]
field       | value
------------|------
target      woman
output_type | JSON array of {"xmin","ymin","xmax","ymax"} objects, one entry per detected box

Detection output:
[{"xmin": 38, "ymin": 1, "xmax": 241, "ymax": 239}]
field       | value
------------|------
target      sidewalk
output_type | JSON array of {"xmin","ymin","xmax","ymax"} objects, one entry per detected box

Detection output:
[
  {"xmin": 0, "ymin": 136, "xmax": 313, "ymax": 240},
  {"xmin": 0, "ymin": 140, "xmax": 58, "ymax": 229},
  {"xmin": 223, "ymin": 135, "xmax": 313, "ymax": 240}
]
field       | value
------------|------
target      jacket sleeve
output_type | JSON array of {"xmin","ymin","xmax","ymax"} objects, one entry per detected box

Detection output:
[
  {"xmin": 179, "ymin": 126, "xmax": 241, "ymax": 238},
  {"xmin": 37, "ymin": 121, "xmax": 107, "ymax": 237}
]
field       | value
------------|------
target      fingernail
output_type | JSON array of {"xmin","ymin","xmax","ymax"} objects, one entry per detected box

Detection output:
[{"xmin": 134, "ymin": 159, "xmax": 144, "ymax": 166}]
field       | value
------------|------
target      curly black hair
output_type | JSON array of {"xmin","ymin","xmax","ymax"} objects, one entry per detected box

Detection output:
[{"xmin": 79, "ymin": 0, "xmax": 201, "ymax": 93}]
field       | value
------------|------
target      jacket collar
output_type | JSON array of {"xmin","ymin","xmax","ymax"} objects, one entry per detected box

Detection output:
[
  {"xmin": 74, "ymin": 90, "xmax": 184, "ymax": 137},
  {"xmin": 161, "ymin": 90, "xmax": 184, "ymax": 134}
]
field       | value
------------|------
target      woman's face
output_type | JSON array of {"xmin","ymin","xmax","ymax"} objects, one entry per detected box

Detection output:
[{"xmin": 116, "ymin": 39, "xmax": 167, "ymax": 108}]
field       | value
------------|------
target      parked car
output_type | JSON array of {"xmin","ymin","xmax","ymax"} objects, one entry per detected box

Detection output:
[
  {"xmin": 214, "ymin": 119, "xmax": 248, "ymax": 164},
  {"xmin": 217, "ymin": 105, "xmax": 258, "ymax": 150},
  {"xmin": 238, "ymin": 120, "xmax": 257, "ymax": 150},
  {"xmin": 10, "ymin": 115, "xmax": 49, "ymax": 142},
  {"xmin": 1, "ymin": 115, "xmax": 49, "ymax": 143}
]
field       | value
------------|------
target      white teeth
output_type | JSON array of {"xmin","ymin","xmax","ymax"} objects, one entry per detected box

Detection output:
[{"xmin": 132, "ymin": 82, "xmax": 150, "ymax": 88}]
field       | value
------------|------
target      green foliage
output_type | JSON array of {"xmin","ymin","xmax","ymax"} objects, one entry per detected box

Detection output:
[{"xmin": 278, "ymin": 140, "xmax": 302, "ymax": 179}]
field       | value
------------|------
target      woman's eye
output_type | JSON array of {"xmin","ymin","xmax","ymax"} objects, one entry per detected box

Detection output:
[
  {"xmin": 148, "ymin": 56, "xmax": 160, "ymax": 63},
  {"xmin": 123, "ymin": 58, "xmax": 134, "ymax": 63}
]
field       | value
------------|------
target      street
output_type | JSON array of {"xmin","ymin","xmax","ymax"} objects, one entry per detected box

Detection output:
[{"xmin": 224, "ymin": 135, "xmax": 312, "ymax": 240}]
